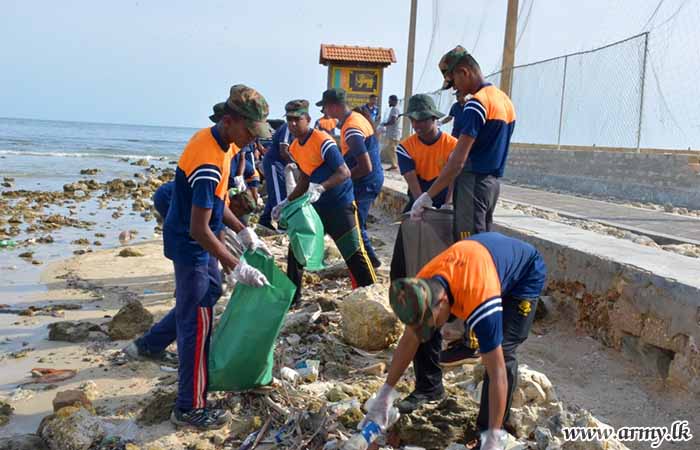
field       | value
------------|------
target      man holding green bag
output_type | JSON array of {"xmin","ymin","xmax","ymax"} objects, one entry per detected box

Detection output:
[
  {"xmin": 273, "ymin": 100, "xmax": 377, "ymax": 304},
  {"xmin": 124, "ymin": 85, "xmax": 274, "ymax": 431}
]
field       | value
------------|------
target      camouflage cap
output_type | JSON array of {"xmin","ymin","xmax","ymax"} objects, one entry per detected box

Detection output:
[
  {"xmin": 226, "ymin": 84, "xmax": 272, "ymax": 139},
  {"xmin": 402, "ymin": 94, "xmax": 442, "ymax": 121},
  {"xmin": 285, "ymin": 99, "xmax": 310, "ymax": 118},
  {"xmin": 315, "ymin": 88, "xmax": 346, "ymax": 107},
  {"xmin": 209, "ymin": 102, "xmax": 226, "ymax": 123},
  {"xmin": 438, "ymin": 45, "xmax": 471, "ymax": 90},
  {"xmin": 229, "ymin": 188, "xmax": 256, "ymax": 213},
  {"xmin": 389, "ymin": 278, "xmax": 436, "ymax": 343}
]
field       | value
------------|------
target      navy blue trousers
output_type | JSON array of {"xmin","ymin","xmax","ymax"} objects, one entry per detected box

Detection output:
[
  {"xmin": 138, "ymin": 256, "xmax": 222, "ymax": 411},
  {"xmin": 260, "ymin": 156, "xmax": 287, "ymax": 225}
]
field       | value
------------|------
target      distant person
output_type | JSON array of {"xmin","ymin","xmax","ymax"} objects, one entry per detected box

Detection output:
[
  {"xmin": 380, "ymin": 94, "xmax": 401, "ymax": 171},
  {"xmin": 319, "ymin": 88, "xmax": 384, "ymax": 268},
  {"xmin": 442, "ymin": 91, "xmax": 468, "ymax": 138},
  {"xmin": 259, "ymin": 120, "xmax": 293, "ymax": 230},
  {"xmin": 314, "ymin": 108, "xmax": 339, "ymax": 137},
  {"xmin": 124, "ymin": 85, "xmax": 273, "ymax": 431},
  {"xmin": 364, "ymin": 94, "xmax": 379, "ymax": 124},
  {"xmin": 272, "ymin": 100, "xmax": 376, "ymax": 304},
  {"xmin": 230, "ymin": 140, "xmax": 261, "ymax": 203}
]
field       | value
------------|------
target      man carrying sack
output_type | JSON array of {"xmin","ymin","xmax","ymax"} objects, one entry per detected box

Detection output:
[{"xmin": 272, "ymin": 100, "xmax": 376, "ymax": 305}]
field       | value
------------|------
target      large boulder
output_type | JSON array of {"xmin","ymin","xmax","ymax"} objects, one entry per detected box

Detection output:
[
  {"xmin": 38, "ymin": 406, "xmax": 106, "ymax": 450},
  {"xmin": 107, "ymin": 300, "xmax": 153, "ymax": 341},
  {"xmin": 339, "ymin": 284, "xmax": 403, "ymax": 351},
  {"xmin": 0, "ymin": 400, "xmax": 12, "ymax": 426},
  {"xmin": 48, "ymin": 321, "xmax": 109, "ymax": 343}
]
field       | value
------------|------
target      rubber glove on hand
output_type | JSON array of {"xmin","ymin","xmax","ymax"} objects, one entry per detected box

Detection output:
[
  {"xmin": 480, "ymin": 429, "xmax": 508, "ymax": 450},
  {"xmin": 231, "ymin": 261, "xmax": 269, "ymax": 287},
  {"xmin": 271, "ymin": 198, "xmax": 289, "ymax": 222},
  {"xmin": 358, "ymin": 383, "xmax": 399, "ymax": 431},
  {"xmin": 232, "ymin": 176, "xmax": 246, "ymax": 192},
  {"xmin": 410, "ymin": 192, "xmax": 433, "ymax": 220},
  {"xmin": 307, "ymin": 183, "xmax": 325, "ymax": 203},
  {"xmin": 439, "ymin": 202, "xmax": 453, "ymax": 210},
  {"xmin": 237, "ymin": 227, "xmax": 272, "ymax": 257}
]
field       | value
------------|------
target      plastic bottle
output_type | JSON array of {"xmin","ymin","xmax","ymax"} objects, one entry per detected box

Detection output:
[
  {"xmin": 342, "ymin": 409, "xmax": 399, "ymax": 450},
  {"xmin": 342, "ymin": 420, "xmax": 382, "ymax": 450}
]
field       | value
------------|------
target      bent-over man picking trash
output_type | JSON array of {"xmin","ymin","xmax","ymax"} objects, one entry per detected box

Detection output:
[{"xmin": 361, "ymin": 232, "xmax": 546, "ymax": 450}]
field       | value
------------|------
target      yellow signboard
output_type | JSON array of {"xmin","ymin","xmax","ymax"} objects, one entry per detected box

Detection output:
[{"xmin": 329, "ymin": 66, "xmax": 382, "ymax": 109}]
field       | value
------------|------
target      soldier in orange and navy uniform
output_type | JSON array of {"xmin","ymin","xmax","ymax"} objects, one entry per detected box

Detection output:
[
  {"xmin": 125, "ymin": 85, "xmax": 273, "ymax": 431},
  {"xmin": 410, "ymin": 46, "xmax": 516, "ymax": 242},
  {"xmin": 314, "ymin": 108, "xmax": 339, "ymax": 137},
  {"xmin": 272, "ymin": 99, "xmax": 377, "ymax": 304},
  {"xmin": 319, "ymin": 88, "xmax": 384, "ymax": 268},
  {"xmin": 360, "ymin": 232, "xmax": 546, "ymax": 450}
]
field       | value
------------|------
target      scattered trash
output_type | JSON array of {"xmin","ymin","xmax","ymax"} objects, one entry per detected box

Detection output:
[
  {"xmin": 26, "ymin": 368, "xmax": 78, "ymax": 385},
  {"xmin": 295, "ymin": 359, "xmax": 320, "ymax": 382},
  {"xmin": 0, "ymin": 240, "xmax": 16, "ymax": 248},
  {"xmin": 280, "ymin": 367, "xmax": 301, "ymax": 384}
]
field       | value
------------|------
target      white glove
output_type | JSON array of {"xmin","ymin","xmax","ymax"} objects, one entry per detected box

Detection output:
[
  {"xmin": 237, "ymin": 227, "xmax": 272, "ymax": 257},
  {"xmin": 409, "ymin": 192, "xmax": 433, "ymax": 220},
  {"xmin": 231, "ymin": 261, "xmax": 269, "ymax": 287},
  {"xmin": 439, "ymin": 202, "xmax": 453, "ymax": 210},
  {"xmin": 358, "ymin": 383, "xmax": 399, "ymax": 431},
  {"xmin": 481, "ymin": 429, "xmax": 508, "ymax": 450},
  {"xmin": 307, "ymin": 183, "xmax": 325, "ymax": 203},
  {"xmin": 232, "ymin": 176, "xmax": 246, "ymax": 192},
  {"xmin": 271, "ymin": 198, "xmax": 288, "ymax": 222}
]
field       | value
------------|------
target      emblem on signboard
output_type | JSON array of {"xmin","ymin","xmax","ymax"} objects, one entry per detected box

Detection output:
[{"xmin": 349, "ymin": 70, "xmax": 378, "ymax": 92}]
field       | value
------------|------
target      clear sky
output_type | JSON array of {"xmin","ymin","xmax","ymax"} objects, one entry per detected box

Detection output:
[{"xmin": 0, "ymin": 0, "xmax": 693, "ymax": 142}]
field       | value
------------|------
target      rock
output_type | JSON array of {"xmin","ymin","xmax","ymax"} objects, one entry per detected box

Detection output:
[
  {"xmin": 338, "ymin": 407, "xmax": 363, "ymax": 429},
  {"xmin": 53, "ymin": 390, "xmax": 92, "ymax": 412},
  {"xmin": 510, "ymin": 367, "xmax": 556, "ymax": 409},
  {"xmin": 534, "ymin": 426, "xmax": 560, "ymax": 450},
  {"xmin": 339, "ymin": 284, "xmax": 403, "ymax": 351},
  {"xmin": 137, "ymin": 388, "xmax": 176, "ymax": 425},
  {"xmin": 107, "ymin": 300, "xmax": 153, "ymax": 340},
  {"xmin": 0, "ymin": 434, "xmax": 49, "ymax": 450},
  {"xmin": 48, "ymin": 321, "xmax": 109, "ymax": 343},
  {"xmin": 118, "ymin": 247, "xmax": 144, "ymax": 257},
  {"xmin": 71, "ymin": 238, "xmax": 90, "ymax": 245},
  {"xmin": 78, "ymin": 381, "xmax": 99, "ymax": 401},
  {"xmin": 394, "ymin": 397, "xmax": 479, "ymax": 450},
  {"xmin": 19, "ymin": 251, "xmax": 34, "ymax": 259},
  {"xmin": 38, "ymin": 406, "xmax": 106, "ymax": 450},
  {"xmin": 80, "ymin": 168, "xmax": 100, "ymax": 175},
  {"xmin": 132, "ymin": 159, "xmax": 149, "ymax": 167},
  {"xmin": 0, "ymin": 400, "xmax": 13, "ymax": 426}
]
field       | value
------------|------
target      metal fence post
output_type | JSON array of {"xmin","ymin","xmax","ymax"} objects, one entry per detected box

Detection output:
[
  {"xmin": 636, "ymin": 32, "xmax": 649, "ymax": 152},
  {"xmin": 556, "ymin": 56, "xmax": 568, "ymax": 149}
]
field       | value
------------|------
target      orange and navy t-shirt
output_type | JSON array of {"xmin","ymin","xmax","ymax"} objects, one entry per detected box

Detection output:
[
  {"xmin": 396, "ymin": 131, "xmax": 457, "ymax": 207},
  {"xmin": 163, "ymin": 126, "xmax": 232, "ymax": 265},
  {"xmin": 458, "ymin": 82, "xmax": 516, "ymax": 177},
  {"xmin": 288, "ymin": 128, "xmax": 353, "ymax": 209},
  {"xmin": 417, "ymin": 232, "xmax": 546, "ymax": 353},
  {"xmin": 339, "ymin": 111, "xmax": 384, "ymax": 195},
  {"xmin": 315, "ymin": 117, "xmax": 339, "ymax": 136}
]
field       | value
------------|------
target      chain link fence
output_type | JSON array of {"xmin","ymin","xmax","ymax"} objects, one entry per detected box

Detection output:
[{"xmin": 394, "ymin": 29, "xmax": 700, "ymax": 151}]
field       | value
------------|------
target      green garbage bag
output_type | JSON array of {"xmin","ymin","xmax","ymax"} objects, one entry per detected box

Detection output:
[
  {"xmin": 279, "ymin": 193, "xmax": 325, "ymax": 271},
  {"xmin": 208, "ymin": 250, "xmax": 295, "ymax": 391}
]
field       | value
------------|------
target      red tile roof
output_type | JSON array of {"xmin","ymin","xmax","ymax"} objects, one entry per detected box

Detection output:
[{"xmin": 319, "ymin": 44, "xmax": 397, "ymax": 66}]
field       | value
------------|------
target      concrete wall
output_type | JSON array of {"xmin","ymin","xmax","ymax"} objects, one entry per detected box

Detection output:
[
  {"xmin": 505, "ymin": 145, "xmax": 700, "ymax": 209},
  {"xmin": 376, "ymin": 182, "xmax": 700, "ymax": 393}
]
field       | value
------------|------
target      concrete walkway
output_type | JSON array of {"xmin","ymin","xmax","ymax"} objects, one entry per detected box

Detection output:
[
  {"xmin": 381, "ymin": 167, "xmax": 700, "ymax": 245},
  {"xmin": 500, "ymin": 184, "xmax": 700, "ymax": 245}
]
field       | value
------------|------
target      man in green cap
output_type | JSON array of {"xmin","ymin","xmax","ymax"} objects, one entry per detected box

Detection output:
[
  {"xmin": 125, "ymin": 85, "xmax": 274, "ymax": 431},
  {"xmin": 410, "ymin": 46, "xmax": 515, "ymax": 239},
  {"xmin": 273, "ymin": 99, "xmax": 376, "ymax": 304},
  {"xmin": 360, "ymin": 232, "xmax": 546, "ymax": 450},
  {"xmin": 317, "ymin": 88, "xmax": 384, "ymax": 268}
]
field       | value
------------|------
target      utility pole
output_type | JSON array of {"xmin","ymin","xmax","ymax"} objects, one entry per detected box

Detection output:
[
  {"xmin": 500, "ymin": 0, "xmax": 518, "ymax": 96},
  {"xmin": 402, "ymin": 0, "xmax": 418, "ymax": 139}
]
